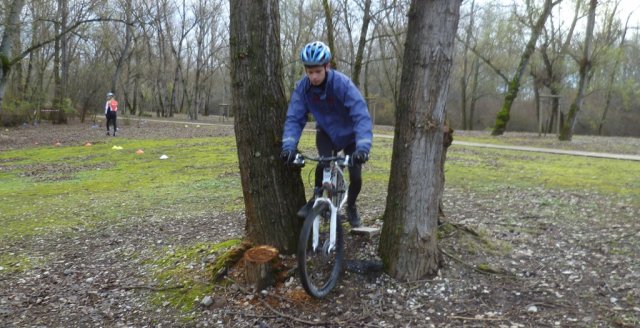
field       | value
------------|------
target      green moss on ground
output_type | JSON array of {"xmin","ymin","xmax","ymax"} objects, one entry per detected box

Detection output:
[{"xmin": 146, "ymin": 239, "xmax": 242, "ymax": 312}]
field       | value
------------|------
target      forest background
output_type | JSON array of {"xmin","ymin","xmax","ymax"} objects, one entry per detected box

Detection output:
[{"xmin": 0, "ymin": 0, "xmax": 639, "ymax": 136}]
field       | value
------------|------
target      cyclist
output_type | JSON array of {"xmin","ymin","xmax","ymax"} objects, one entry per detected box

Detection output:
[
  {"xmin": 105, "ymin": 92, "xmax": 118, "ymax": 136},
  {"xmin": 281, "ymin": 41, "xmax": 373, "ymax": 228}
]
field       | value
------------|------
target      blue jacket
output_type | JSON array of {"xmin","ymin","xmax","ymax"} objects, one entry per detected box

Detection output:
[{"xmin": 282, "ymin": 69, "xmax": 373, "ymax": 153}]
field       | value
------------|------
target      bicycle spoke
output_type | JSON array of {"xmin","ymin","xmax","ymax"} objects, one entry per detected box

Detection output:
[{"xmin": 298, "ymin": 202, "xmax": 344, "ymax": 298}]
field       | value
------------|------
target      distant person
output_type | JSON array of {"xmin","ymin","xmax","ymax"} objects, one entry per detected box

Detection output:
[
  {"xmin": 105, "ymin": 92, "xmax": 118, "ymax": 136},
  {"xmin": 280, "ymin": 41, "xmax": 373, "ymax": 227}
]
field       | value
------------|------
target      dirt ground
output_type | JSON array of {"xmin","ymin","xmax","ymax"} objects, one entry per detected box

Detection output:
[{"xmin": 1, "ymin": 118, "xmax": 639, "ymax": 327}]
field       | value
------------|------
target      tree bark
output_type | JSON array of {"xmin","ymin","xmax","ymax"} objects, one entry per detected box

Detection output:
[
  {"xmin": 560, "ymin": 0, "xmax": 597, "ymax": 141},
  {"xmin": 491, "ymin": 0, "xmax": 557, "ymax": 136},
  {"xmin": 438, "ymin": 124, "xmax": 453, "ymax": 222},
  {"xmin": 53, "ymin": 0, "xmax": 69, "ymax": 124},
  {"xmin": 230, "ymin": 0, "xmax": 306, "ymax": 254},
  {"xmin": 459, "ymin": 0, "xmax": 476, "ymax": 130},
  {"xmin": 0, "ymin": 0, "xmax": 26, "ymax": 116},
  {"xmin": 469, "ymin": 56, "xmax": 480, "ymax": 130},
  {"xmin": 351, "ymin": 0, "xmax": 372, "ymax": 87},
  {"xmin": 243, "ymin": 245, "xmax": 279, "ymax": 291},
  {"xmin": 322, "ymin": 0, "xmax": 338, "ymax": 69},
  {"xmin": 379, "ymin": 0, "xmax": 462, "ymax": 282}
]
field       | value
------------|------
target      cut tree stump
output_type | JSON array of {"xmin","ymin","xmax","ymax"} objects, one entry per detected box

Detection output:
[{"xmin": 243, "ymin": 245, "xmax": 280, "ymax": 292}]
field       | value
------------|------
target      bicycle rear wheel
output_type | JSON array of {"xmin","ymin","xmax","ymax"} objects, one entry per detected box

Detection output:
[{"xmin": 297, "ymin": 201, "xmax": 344, "ymax": 298}]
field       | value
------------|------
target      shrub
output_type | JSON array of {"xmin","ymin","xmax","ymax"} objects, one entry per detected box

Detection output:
[{"xmin": 0, "ymin": 99, "xmax": 31, "ymax": 127}]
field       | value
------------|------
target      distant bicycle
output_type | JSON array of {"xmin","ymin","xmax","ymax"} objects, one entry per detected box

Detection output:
[{"xmin": 292, "ymin": 152, "xmax": 350, "ymax": 298}]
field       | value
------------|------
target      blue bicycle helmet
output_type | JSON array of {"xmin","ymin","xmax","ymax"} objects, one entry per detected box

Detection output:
[{"xmin": 300, "ymin": 41, "xmax": 331, "ymax": 66}]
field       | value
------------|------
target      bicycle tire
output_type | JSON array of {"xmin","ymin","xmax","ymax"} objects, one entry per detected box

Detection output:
[{"xmin": 297, "ymin": 201, "xmax": 344, "ymax": 298}]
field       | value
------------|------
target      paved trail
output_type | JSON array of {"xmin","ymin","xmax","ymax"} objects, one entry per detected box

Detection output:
[
  {"xmin": 136, "ymin": 118, "xmax": 640, "ymax": 162},
  {"xmin": 451, "ymin": 141, "xmax": 640, "ymax": 161}
]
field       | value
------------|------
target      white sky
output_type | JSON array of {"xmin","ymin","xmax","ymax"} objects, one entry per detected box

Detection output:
[
  {"xmin": 562, "ymin": 0, "xmax": 640, "ymax": 25},
  {"xmin": 478, "ymin": 0, "xmax": 640, "ymax": 30}
]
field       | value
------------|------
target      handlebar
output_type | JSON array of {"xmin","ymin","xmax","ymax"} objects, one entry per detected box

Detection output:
[{"xmin": 292, "ymin": 153, "xmax": 351, "ymax": 167}]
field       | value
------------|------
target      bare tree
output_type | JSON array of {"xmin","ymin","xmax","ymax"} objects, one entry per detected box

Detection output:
[
  {"xmin": 280, "ymin": 0, "xmax": 322, "ymax": 93},
  {"xmin": 229, "ymin": 0, "xmax": 306, "ymax": 253},
  {"xmin": 491, "ymin": 0, "xmax": 560, "ymax": 136},
  {"xmin": 351, "ymin": 0, "xmax": 372, "ymax": 87},
  {"xmin": 53, "ymin": 0, "xmax": 69, "ymax": 124},
  {"xmin": 598, "ymin": 5, "xmax": 632, "ymax": 135},
  {"xmin": 322, "ymin": 0, "xmax": 338, "ymax": 68},
  {"xmin": 459, "ymin": 0, "xmax": 477, "ymax": 130},
  {"xmin": 192, "ymin": 0, "xmax": 213, "ymax": 120},
  {"xmin": 535, "ymin": 0, "xmax": 580, "ymax": 134},
  {"xmin": 372, "ymin": 0, "xmax": 410, "ymax": 107},
  {"xmin": 379, "ymin": 0, "xmax": 462, "ymax": 282},
  {"xmin": 559, "ymin": 0, "xmax": 597, "ymax": 141},
  {"xmin": 111, "ymin": 0, "xmax": 134, "ymax": 101},
  {"xmin": 0, "ymin": 0, "xmax": 26, "ymax": 118}
]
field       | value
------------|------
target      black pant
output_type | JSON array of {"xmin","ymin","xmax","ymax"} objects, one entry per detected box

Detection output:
[
  {"xmin": 106, "ymin": 113, "xmax": 117, "ymax": 133},
  {"xmin": 315, "ymin": 129, "xmax": 362, "ymax": 208}
]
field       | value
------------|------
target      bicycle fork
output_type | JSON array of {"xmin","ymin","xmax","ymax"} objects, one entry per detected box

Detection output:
[{"xmin": 311, "ymin": 198, "xmax": 338, "ymax": 254}]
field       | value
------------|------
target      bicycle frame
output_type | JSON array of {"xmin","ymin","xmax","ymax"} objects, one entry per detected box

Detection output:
[{"xmin": 295, "ymin": 154, "xmax": 350, "ymax": 254}]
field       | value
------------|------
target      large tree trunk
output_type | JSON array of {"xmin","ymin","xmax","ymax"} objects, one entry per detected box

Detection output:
[
  {"xmin": 230, "ymin": 0, "xmax": 306, "ymax": 254},
  {"xmin": 560, "ymin": 0, "xmax": 597, "ymax": 141},
  {"xmin": 491, "ymin": 0, "xmax": 556, "ymax": 136},
  {"xmin": 0, "ymin": 0, "xmax": 26, "ymax": 116},
  {"xmin": 379, "ymin": 0, "xmax": 462, "ymax": 282}
]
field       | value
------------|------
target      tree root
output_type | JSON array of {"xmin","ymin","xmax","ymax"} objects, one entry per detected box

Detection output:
[
  {"xmin": 123, "ymin": 284, "xmax": 185, "ymax": 291},
  {"xmin": 449, "ymin": 315, "xmax": 506, "ymax": 321},
  {"xmin": 439, "ymin": 247, "xmax": 514, "ymax": 277},
  {"xmin": 439, "ymin": 221, "xmax": 480, "ymax": 237}
]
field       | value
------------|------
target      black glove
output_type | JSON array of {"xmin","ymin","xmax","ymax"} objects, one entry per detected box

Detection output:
[
  {"xmin": 280, "ymin": 150, "xmax": 296, "ymax": 165},
  {"xmin": 352, "ymin": 150, "xmax": 369, "ymax": 165}
]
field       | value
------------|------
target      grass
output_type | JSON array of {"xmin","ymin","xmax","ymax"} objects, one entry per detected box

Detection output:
[
  {"xmin": 0, "ymin": 137, "xmax": 242, "ymax": 241},
  {"xmin": 445, "ymin": 146, "xmax": 640, "ymax": 200},
  {"xmin": 3, "ymin": 131, "xmax": 638, "ymax": 243},
  {"xmin": 1, "ymin": 131, "xmax": 639, "ymax": 313},
  {"xmin": 0, "ymin": 137, "xmax": 242, "ymax": 272}
]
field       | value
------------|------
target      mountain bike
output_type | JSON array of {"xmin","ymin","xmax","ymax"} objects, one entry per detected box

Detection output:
[{"xmin": 292, "ymin": 152, "xmax": 350, "ymax": 298}]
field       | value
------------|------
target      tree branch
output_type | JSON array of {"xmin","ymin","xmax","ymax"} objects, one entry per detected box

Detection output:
[
  {"xmin": 455, "ymin": 34, "xmax": 509, "ymax": 83},
  {"xmin": 9, "ymin": 17, "xmax": 129, "ymax": 66}
]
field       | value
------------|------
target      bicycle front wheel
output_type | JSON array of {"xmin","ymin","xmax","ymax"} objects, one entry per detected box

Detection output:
[{"xmin": 297, "ymin": 201, "xmax": 344, "ymax": 298}]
